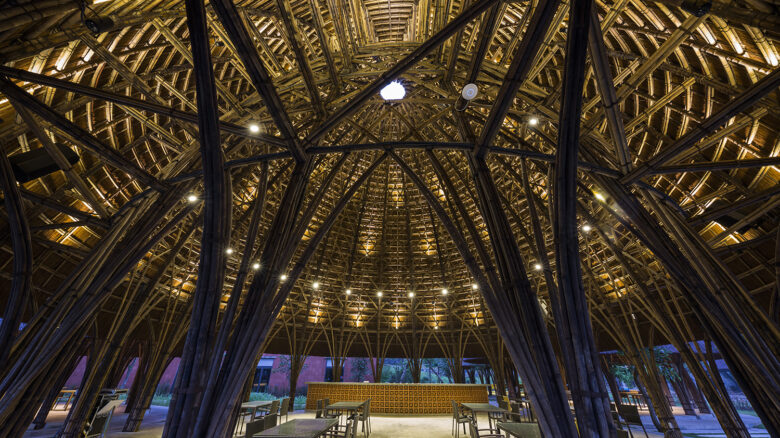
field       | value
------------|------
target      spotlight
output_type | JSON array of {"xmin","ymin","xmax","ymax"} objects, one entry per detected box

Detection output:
[
  {"xmin": 441, "ymin": 288, "xmax": 449, "ymax": 295},
  {"xmin": 534, "ymin": 263, "xmax": 543, "ymax": 271},
  {"xmin": 472, "ymin": 283, "xmax": 479, "ymax": 290},
  {"xmin": 346, "ymin": 289, "xmax": 352, "ymax": 295},
  {"xmin": 408, "ymin": 292, "xmax": 415, "ymax": 298},
  {"xmin": 380, "ymin": 81, "xmax": 405, "ymax": 100},
  {"xmin": 280, "ymin": 274, "xmax": 288, "ymax": 281},
  {"xmin": 312, "ymin": 282, "xmax": 320, "ymax": 290},
  {"xmin": 582, "ymin": 224, "xmax": 592, "ymax": 232},
  {"xmin": 594, "ymin": 192, "xmax": 606, "ymax": 202},
  {"xmin": 528, "ymin": 116, "xmax": 539, "ymax": 126},
  {"xmin": 252, "ymin": 263, "xmax": 260, "ymax": 270},
  {"xmin": 377, "ymin": 291, "xmax": 383, "ymax": 298},
  {"xmin": 187, "ymin": 194, "xmax": 198, "ymax": 203},
  {"xmin": 225, "ymin": 248, "xmax": 234, "ymax": 255},
  {"xmin": 84, "ymin": 16, "xmax": 115, "ymax": 35},
  {"xmin": 249, "ymin": 123, "xmax": 260, "ymax": 133}
]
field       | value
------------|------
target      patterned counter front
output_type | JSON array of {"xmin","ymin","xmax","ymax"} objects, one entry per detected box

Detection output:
[{"xmin": 305, "ymin": 383, "xmax": 488, "ymax": 414}]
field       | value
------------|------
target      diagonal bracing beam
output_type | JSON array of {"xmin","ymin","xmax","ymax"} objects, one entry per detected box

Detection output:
[
  {"xmin": 474, "ymin": 0, "xmax": 562, "ymax": 158},
  {"xmin": 0, "ymin": 77, "xmax": 166, "ymax": 192},
  {"xmin": 211, "ymin": 0, "xmax": 306, "ymax": 162}
]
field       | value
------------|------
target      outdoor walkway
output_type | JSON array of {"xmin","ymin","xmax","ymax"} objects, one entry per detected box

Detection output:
[{"xmin": 24, "ymin": 404, "xmax": 768, "ymax": 437}]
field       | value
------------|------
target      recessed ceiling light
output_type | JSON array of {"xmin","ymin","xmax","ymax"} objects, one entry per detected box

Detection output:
[
  {"xmin": 380, "ymin": 81, "xmax": 405, "ymax": 100},
  {"xmin": 249, "ymin": 123, "xmax": 260, "ymax": 133},
  {"xmin": 461, "ymin": 83, "xmax": 478, "ymax": 100}
]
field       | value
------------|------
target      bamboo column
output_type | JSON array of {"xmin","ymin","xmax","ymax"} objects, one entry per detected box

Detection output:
[
  {"xmin": 552, "ymin": 0, "xmax": 614, "ymax": 430},
  {"xmin": 0, "ymin": 146, "xmax": 32, "ymax": 371},
  {"xmin": 163, "ymin": 0, "xmax": 232, "ymax": 435}
]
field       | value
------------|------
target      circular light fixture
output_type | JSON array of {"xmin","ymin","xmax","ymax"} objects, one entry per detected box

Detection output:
[
  {"xmin": 472, "ymin": 283, "xmax": 479, "ymax": 290},
  {"xmin": 312, "ymin": 282, "xmax": 320, "ymax": 290},
  {"xmin": 380, "ymin": 81, "xmax": 405, "ymax": 101},
  {"xmin": 346, "ymin": 289, "xmax": 352, "ymax": 295},
  {"xmin": 252, "ymin": 262, "xmax": 260, "ymax": 270},
  {"xmin": 582, "ymin": 224, "xmax": 592, "ymax": 232},
  {"xmin": 461, "ymin": 83, "xmax": 478, "ymax": 100},
  {"xmin": 408, "ymin": 292, "xmax": 415, "ymax": 298},
  {"xmin": 528, "ymin": 117, "xmax": 539, "ymax": 126},
  {"xmin": 249, "ymin": 123, "xmax": 260, "ymax": 133},
  {"xmin": 534, "ymin": 263, "xmax": 543, "ymax": 271},
  {"xmin": 441, "ymin": 288, "xmax": 449, "ymax": 295},
  {"xmin": 280, "ymin": 274, "xmax": 288, "ymax": 281},
  {"xmin": 225, "ymin": 248, "xmax": 234, "ymax": 255},
  {"xmin": 186, "ymin": 194, "xmax": 198, "ymax": 203},
  {"xmin": 377, "ymin": 291, "xmax": 383, "ymax": 298}
]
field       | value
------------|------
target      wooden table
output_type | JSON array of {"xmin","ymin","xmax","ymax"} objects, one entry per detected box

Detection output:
[
  {"xmin": 497, "ymin": 422, "xmax": 542, "ymax": 438},
  {"xmin": 255, "ymin": 418, "xmax": 338, "ymax": 437},
  {"xmin": 462, "ymin": 403, "xmax": 507, "ymax": 429},
  {"xmin": 326, "ymin": 401, "xmax": 364, "ymax": 425},
  {"xmin": 243, "ymin": 400, "xmax": 274, "ymax": 417}
]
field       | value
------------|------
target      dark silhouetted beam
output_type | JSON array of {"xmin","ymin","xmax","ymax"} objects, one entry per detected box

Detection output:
[
  {"xmin": 474, "ymin": 0, "xmax": 562, "ymax": 158},
  {"xmin": 0, "ymin": 77, "xmax": 166, "ymax": 191},
  {"xmin": 211, "ymin": 0, "xmax": 306, "ymax": 162}
]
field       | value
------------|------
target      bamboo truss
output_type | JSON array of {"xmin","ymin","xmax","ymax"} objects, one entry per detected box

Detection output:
[{"xmin": 0, "ymin": 0, "xmax": 778, "ymax": 436}]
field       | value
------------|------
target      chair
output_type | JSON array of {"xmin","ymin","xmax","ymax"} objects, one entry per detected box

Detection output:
[
  {"xmin": 262, "ymin": 413, "xmax": 278, "ymax": 431},
  {"xmin": 326, "ymin": 414, "xmax": 356, "ymax": 438},
  {"xmin": 255, "ymin": 400, "xmax": 280, "ymax": 421},
  {"xmin": 322, "ymin": 398, "xmax": 340, "ymax": 419},
  {"xmin": 355, "ymin": 399, "xmax": 371, "ymax": 437},
  {"xmin": 316, "ymin": 399, "xmax": 324, "ymax": 418},
  {"xmin": 279, "ymin": 397, "xmax": 290, "ymax": 423},
  {"xmin": 244, "ymin": 419, "xmax": 264, "ymax": 438},
  {"xmin": 617, "ymin": 405, "xmax": 648, "ymax": 438},
  {"xmin": 451, "ymin": 400, "xmax": 470, "ymax": 438},
  {"xmin": 467, "ymin": 419, "xmax": 502, "ymax": 438}
]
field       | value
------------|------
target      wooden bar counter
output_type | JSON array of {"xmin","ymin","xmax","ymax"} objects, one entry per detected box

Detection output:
[{"xmin": 305, "ymin": 382, "xmax": 488, "ymax": 414}]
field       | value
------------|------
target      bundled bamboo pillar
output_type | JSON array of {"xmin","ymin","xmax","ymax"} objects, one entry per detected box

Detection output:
[
  {"xmin": 395, "ymin": 150, "xmax": 576, "ymax": 437},
  {"xmin": 0, "ymin": 146, "xmax": 33, "ymax": 371},
  {"xmin": 31, "ymin": 347, "xmax": 84, "ymax": 429}
]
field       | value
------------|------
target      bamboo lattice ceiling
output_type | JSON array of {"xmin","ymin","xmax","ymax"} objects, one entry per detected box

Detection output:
[{"xmin": 0, "ymin": 0, "xmax": 778, "ymax": 358}]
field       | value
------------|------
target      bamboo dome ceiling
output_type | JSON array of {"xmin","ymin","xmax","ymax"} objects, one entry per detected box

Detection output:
[{"xmin": 0, "ymin": 0, "xmax": 778, "ymax": 361}]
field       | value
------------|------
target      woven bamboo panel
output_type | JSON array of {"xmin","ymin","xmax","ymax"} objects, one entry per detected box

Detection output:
[{"xmin": 305, "ymin": 383, "xmax": 488, "ymax": 414}]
